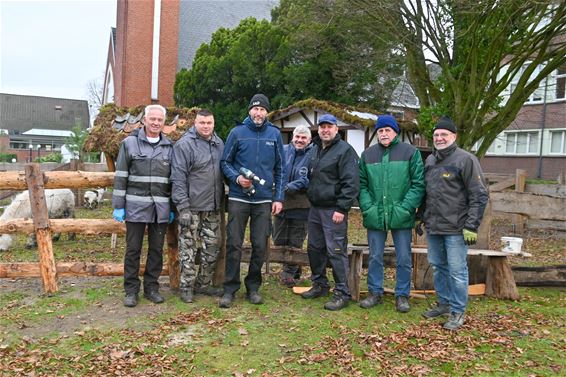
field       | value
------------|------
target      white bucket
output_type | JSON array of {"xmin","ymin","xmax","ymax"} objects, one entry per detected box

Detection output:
[{"xmin": 501, "ymin": 237, "xmax": 523, "ymax": 254}]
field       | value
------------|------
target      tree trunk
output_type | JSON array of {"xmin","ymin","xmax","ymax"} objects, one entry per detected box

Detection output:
[
  {"xmin": 0, "ymin": 171, "xmax": 115, "ymax": 189},
  {"xmin": 0, "ymin": 219, "xmax": 126, "ymax": 235},
  {"xmin": 485, "ymin": 257, "xmax": 520, "ymax": 300}
]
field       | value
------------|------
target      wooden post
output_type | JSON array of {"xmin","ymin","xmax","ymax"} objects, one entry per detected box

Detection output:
[
  {"xmin": 24, "ymin": 163, "xmax": 58, "ymax": 294},
  {"xmin": 213, "ymin": 209, "xmax": 227, "ymax": 286},
  {"xmin": 348, "ymin": 248, "xmax": 363, "ymax": 301},
  {"xmin": 166, "ymin": 221, "xmax": 179, "ymax": 290},
  {"xmin": 476, "ymin": 199, "xmax": 492, "ymax": 249},
  {"xmin": 512, "ymin": 169, "xmax": 527, "ymax": 234},
  {"xmin": 485, "ymin": 256, "xmax": 520, "ymax": 300}
]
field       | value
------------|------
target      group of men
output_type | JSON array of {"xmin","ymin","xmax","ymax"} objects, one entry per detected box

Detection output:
[{"xmin": 112, "ymin": 94, "xmax": 488, "ymax": 331}]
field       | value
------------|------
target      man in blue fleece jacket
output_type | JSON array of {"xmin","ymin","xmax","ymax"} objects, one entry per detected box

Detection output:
[{"xmin": 219, "ymin": 94, "xmax": 286, "ymax": 308}]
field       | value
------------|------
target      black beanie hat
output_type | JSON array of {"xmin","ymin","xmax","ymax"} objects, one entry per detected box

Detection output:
[
  {"xmin": 248, "ymin": 94, "xmax": 270, "ymax": 111},
  {"xmin": 433, "ymin": 116, "xmax": 457, "ymax": 133}
]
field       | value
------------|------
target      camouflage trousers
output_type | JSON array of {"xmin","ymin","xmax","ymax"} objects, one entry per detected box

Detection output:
[{"xmin": 178, "ymin": 210, "xmax": 221, "ymax": 291}]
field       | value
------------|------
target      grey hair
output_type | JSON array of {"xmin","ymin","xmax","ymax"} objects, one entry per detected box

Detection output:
[
  {"xmin": 293, "ymin": 125, "xmax": 312, "ymax": 138},
  {"xmin": 144, "ymin": 104, "xmax": 167, "ymax": 118}
]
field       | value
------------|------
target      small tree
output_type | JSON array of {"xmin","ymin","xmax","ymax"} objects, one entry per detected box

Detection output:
[{"xmin": 65, "ymin": 126, "xmax": 89, "ymax": 162}]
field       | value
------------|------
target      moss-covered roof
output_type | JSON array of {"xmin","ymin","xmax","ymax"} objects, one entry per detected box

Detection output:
[
  {"xmin": 269, "ymin": 98, "xmax": 418, "ymax": 132},
  {"xmin": 84, "ymin": 103, "xmax": 199, "ymax": 161}
]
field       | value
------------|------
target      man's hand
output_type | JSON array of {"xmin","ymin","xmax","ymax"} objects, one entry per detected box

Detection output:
[
  {"xmin": 463, "ymin": 229, "xmax": 478, "ymax": 245},
  {"xmin": 178, "ymin": 208, "xmax": 193, "ymax": 226},
  {"xmin": 332, "ymin": 211, "xmax": 345, "ymax": 224},
  {"xmin": 272, "ymin": 201, "xmax": 283, "ymax": 215},
  {"xmin": 168, "ymin": 211, "xmax": 175, "ymax": 224},
  {"xmin": 237, "ymin": 175, "xmax": 252, "ymax": 188},
  {"xmin": 113, "ymin": 208, "xmax": 125, "ymax": 222}
]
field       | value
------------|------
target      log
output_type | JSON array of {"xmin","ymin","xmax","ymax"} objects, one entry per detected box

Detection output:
[
  {"xmin": 348, "ymin": 249, "xmax": 363, "ymax": 301},
  {"xmin": 0, "ymin": 219, "xmax": 126, "ymax": 235},
  {"xmin": 0, "ymin": 262, "xmax": 169, "ymax": 278},
  {"xmin": 25, "ymin": 164, "xmax": 58, "ymax": 293},
  {"xmin": 485, "ymin": 256, "xmax": 520, "ymax": 300},
  {"xmin": 512, "ymin": 265, "xmax": 566, "ymax": 287},
  {"xmin": 0, "ymin": 171, "xmax": 115, "ymax": 189},
  {"xmin": 166, "ymin": 222, "xmax": 179, "ymax": 290},
  {"xmin": 491, "ymin": 191, "xmax": 566, "ymax": 221}
]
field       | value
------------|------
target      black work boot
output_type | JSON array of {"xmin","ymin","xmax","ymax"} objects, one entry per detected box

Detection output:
[
  {"xmin": 180, "ymin": 290, "xmax": 194, "ymax": 303},
  {"xmin": 144, "ymin": 290, "xmax": 165, "ymax": 304},
  {"xmin": 218, "ymin": 292, "xmax": 234, "ymax": 308},
  {"xmin": 324, "ymin": 293, "xmax": 350, "ymax": 311},
  {"xmin": 246, "ymin": 291, "xmax": 263, "ymax": 305},
  {"xmin": 124, "ymin": 293, "xmax": 138, "ymax": 307},
  {"xmin": 301, "ymin": 284, "xmax": 329, "ymax": 299},
  {"xmin": 359, "ymin": 293, "xmax": 383, "ymax": 309},
  {"xmin": 422, "ymin": 302, "xmax": 450, "ymax": 319},
  {"xmin": 195, "ymin": 285, "xmax": 223, "ymax": 297},
  {"xmin": 395, "ymin": 296, "xmax": 410, "ymax": 313}
]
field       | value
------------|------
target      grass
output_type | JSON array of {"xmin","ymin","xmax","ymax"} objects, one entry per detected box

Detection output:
[{"xmin": 0, "ymin": 202, "xmax": 564, "ymax": 375}]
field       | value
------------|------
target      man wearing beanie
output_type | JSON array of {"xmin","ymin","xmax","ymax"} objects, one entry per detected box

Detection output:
[
  {"xmin": 219, "ymin": 93, "xmax": 286, "ymax": 308},
  {"xmin": 420, "ymin": 116, "xmax": 488, "ymax": 330},
  {"xmin": 358, "ymin": 114, "xmax": 425, "ymax": 313}
]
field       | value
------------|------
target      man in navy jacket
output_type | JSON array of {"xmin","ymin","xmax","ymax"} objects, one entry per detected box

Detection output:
[{"xmin": 219, "ymin": 94, "xmax": 286, "ymax": 308}]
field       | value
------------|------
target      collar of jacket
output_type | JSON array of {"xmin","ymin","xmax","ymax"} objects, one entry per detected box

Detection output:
[
  {"xmin": 186, "ymin": 126, "xmax": 221, "ymax": 145},
  {"xmin": 242, "ymin": 116, "xmax": 271, "ymax": 132},
  {"xmin": 434, "ymin": 142, "xmax": 458, "ymax": 160},
  {"xmin": 313, "ymin": 133, "xmax": 342, "ymax": 148}
]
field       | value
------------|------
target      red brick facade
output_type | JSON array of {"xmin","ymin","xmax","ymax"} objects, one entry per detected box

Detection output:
[{"xmin": 114, "ymin": 0, "xmax": 179, "ymax": 107}]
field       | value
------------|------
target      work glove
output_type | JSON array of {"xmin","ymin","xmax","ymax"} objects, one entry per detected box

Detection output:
[
  {"xmin": 463, "ymin": 229, "xmax": 478, "ymax": 245},
  {"xmin": 168, "ymin": 211, "xmax": 175, "ymax": 224},
  {"xmin": 415, "ymin": 220, "xmax": 424, "ymax": 236},
  {"xmin": 113, "ymin": 208, "xmax": 125, "ymax": 222},
  {"xmin": 177, "ymin": 208, "xmax": 193, "ymax": 227}
]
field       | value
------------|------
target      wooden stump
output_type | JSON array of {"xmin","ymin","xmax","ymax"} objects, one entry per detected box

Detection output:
[{"xmin": 485, "ymin": 256, "xmax": 520, "ymax": 300}]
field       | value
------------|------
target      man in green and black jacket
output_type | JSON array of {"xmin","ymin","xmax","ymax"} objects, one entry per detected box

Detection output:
[{"xmin": 358, "ymin": 115, "xmax": 425, "ymax": 313}]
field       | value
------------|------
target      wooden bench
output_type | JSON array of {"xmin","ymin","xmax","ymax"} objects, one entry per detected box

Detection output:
[{"xmin": 242, "ymin": 244, "xmax": 519, "ymax": 301}]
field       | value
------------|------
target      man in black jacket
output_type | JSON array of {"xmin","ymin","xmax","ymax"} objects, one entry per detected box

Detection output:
[{"xmin": 301, "ymin": 114, "xmax": 359, "ymax": 311}]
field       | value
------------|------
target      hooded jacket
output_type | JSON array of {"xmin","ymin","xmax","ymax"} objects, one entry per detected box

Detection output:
[
  {"xmin": 307, "ymin": 134, "xmax": 359, "ymax": 213},
  {"xmin": 359, "ymin": 136, "xmax": 425, "ymax": 230},
  {"xmin": 170, "ymin": 127, "xmax": 224, "ymax": 212},
  {"xmin": 221, "ymin": 116, "xmax": 286, "ymax": 203},
  {"xmin": 422, "ymin": 142, "xmax": 488, "ymax": 234},
  {"xmin": 112, "ymin": 127, "xmax": 172, "ymax": 223}
]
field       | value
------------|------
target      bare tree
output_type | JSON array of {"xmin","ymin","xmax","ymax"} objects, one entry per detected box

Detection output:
[
  {"xmin": 353, "ymin": 0, "xmax": 566, "ymax": 155},
  {"xmin": 86, "ymin": 76, "xmax": 105, "ymax": 124}
]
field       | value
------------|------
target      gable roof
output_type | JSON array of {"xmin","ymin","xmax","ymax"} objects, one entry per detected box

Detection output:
[
  {"xmin": 0, "ymin": 93, "xmax": 90, "ymax": 132},
  {"xmin": 269, "ymin": 99, "xmax": 418, "ymax": 132}
]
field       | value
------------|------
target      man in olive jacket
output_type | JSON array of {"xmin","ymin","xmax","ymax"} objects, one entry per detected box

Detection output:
[{"xmin": 358, "ymin": 115, "xmax": 425, "ymax": 313}]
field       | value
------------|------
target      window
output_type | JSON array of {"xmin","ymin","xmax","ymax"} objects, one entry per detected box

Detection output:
[
  {"xmin": 550, "ymin": 130, "xmax": 566, "ymax": 154},
  {"xmin": 556, "ymin": 64, "xmax": 566, "ymax": 100},
  {"xmin": 505, "ymin": 131, "xmax": 539, "ymax": 154},
  {"xmin": 510, "ymin": 64, "xmax": 544, "ymax": 103}
]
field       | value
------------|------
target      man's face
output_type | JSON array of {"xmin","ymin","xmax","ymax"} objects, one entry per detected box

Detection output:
[
  {"xmin": 144, "ymin": 109, "xmax": 165, "ymax": 138},
  {"xmin": 433, "ymin": 130, "xmax": 457, "ymax": 150},
  {"xmin": 194, "ymin": 114, "xmax": 215, "ymax": 140},
  {"xmin": 318, "ymin": 123, "xmax": 338, "ymax": 143},
  {"xmin": 377, "ymin": 127, "xmax": 397, "ymax": 147},
  {"xmin": 292, "ymin": 132, "xmax": 311, "ymax": 150},
  {"xmin": 249, "ymin": 106, "xmax": 268, "ymax": 126}
]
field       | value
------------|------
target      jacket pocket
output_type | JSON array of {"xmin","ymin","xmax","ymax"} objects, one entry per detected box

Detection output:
[
  {"xmin": 362, "ymin": 206, "xmax": 384, "ymax": 230},
  {"xmin": 390, "ymin": 204, "xmax": 414, "ymax": 229}
]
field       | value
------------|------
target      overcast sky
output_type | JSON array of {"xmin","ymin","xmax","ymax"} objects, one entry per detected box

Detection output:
[{"xmin": 0, "ymin": 0, "xmax": 116, "ymax": 102}]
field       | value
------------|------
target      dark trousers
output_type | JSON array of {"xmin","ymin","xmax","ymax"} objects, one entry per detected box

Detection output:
[
  {"xmin": 307, "ymin": 207, "xmax": 351, "ymax": 297},
  {"xmin": 224, "ymin": 201, "xmax": 271, "ymax": 295},
  {"xmin": 124, "ymin": 221, "xmax": 167, "ymax": 295},
  {"xmin": 272, "ymin": 215, "xmax": 307, "ymax": 277}
]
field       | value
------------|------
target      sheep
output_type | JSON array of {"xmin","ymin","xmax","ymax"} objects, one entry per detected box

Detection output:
[
  {"xmin": 83, "ymin": 188, "xmax": 105, "ymax": 209},
  {"xmin": 0, "ymin": 189, "xmax": 76, "ymax": 251}
]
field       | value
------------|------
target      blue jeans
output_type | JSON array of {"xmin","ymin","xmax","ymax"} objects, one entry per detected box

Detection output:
[
  {"xmin": 367, "ymin": 229, "xmax": 412, "ymax": 297},
  {"xmin": 426, "ymin": 234, "xmax": 469, "ymax": 313}
]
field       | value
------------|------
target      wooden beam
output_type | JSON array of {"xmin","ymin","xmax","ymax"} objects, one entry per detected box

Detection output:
[
  {"xmin": 166, "ymin": 222, "xmax": 179, "ymax": 290},
  {"xmin": 0, "ymin": 171, "xmax": 115, "ymax": 189},
  {"xmin": 491, "ymin": 191, "xmax": 566, "ymax": 221},
  {"xmin": 0, "ymin": 262, "xmax": 169, "ymax": 278},
  {"xmin": 0, "ymin": 219, "xmax": 126, "ymax": 235}
]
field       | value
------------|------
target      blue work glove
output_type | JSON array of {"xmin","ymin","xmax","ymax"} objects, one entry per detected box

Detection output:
[
  {"xmin": 113, "ymin": 208, "xmax": 125, "ymax": 222},
  {"xmin": 169, "ymin": 211, "xmax": 175, "ymax": 224}
]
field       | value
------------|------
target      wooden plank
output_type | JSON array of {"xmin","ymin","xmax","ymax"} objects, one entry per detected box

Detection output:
[
  {"xmin": 489, "ymin": 177, "xmax": 515, "ymax": 192},
  {"xmin": 0, "ymin": 171, "xmax": 115, "ymax": 189},
  {"xmin": 0, "ymin": 262, "xmax": 169, "ymax": 278},
  {"xmin": 25, "ymin": 164, "xmax": 58, "ymax": 294},
  {"xmin": 0, "ymin": 219, "xmax": 126, "ymax": 235},
  {"xmin": 491, "ymin": 191, "xmax": 566, "ymax": 221},
  {"xmin": 348, "ymin": 249, "xmax": 363, "ymax": 301},
  {"xmin": 513, "ymin": 169, "xmax": 527, "ymax": 233},
  {"xmin": 525, "ymin": 184, "xmax": 566, "ymax": 197},
  {"xmin": 512, "ymin": 265, "xmax": 566, "ymax": 287}
]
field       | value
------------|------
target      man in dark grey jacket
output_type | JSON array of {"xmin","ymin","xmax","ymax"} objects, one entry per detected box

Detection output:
[
  {"xmin": 171, "ymin": 109, "xmax": 225, "ymax": 303},
  {"xmin": 421, "ymin": 116, "xmax": 488, "ymax": 330},
  {"xmin": 112, "ymin": 104, "xmax": 173, "ymax": 308}
]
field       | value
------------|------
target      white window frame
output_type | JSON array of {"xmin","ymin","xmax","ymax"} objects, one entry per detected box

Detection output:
[
  {"xmin": 510, "ymin": 64, "xmax": 544, "ymax": 104},
  {"xmin": 504, "ymin": 131, "xmax": 540, "ymax": 155},
  {"xmin": 549, "ymin": 130, "xmax": 566, "ymax": 155},
  {"xmin": 555, "ymin": 65, "xmax": 566, "ymax": 101}
]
